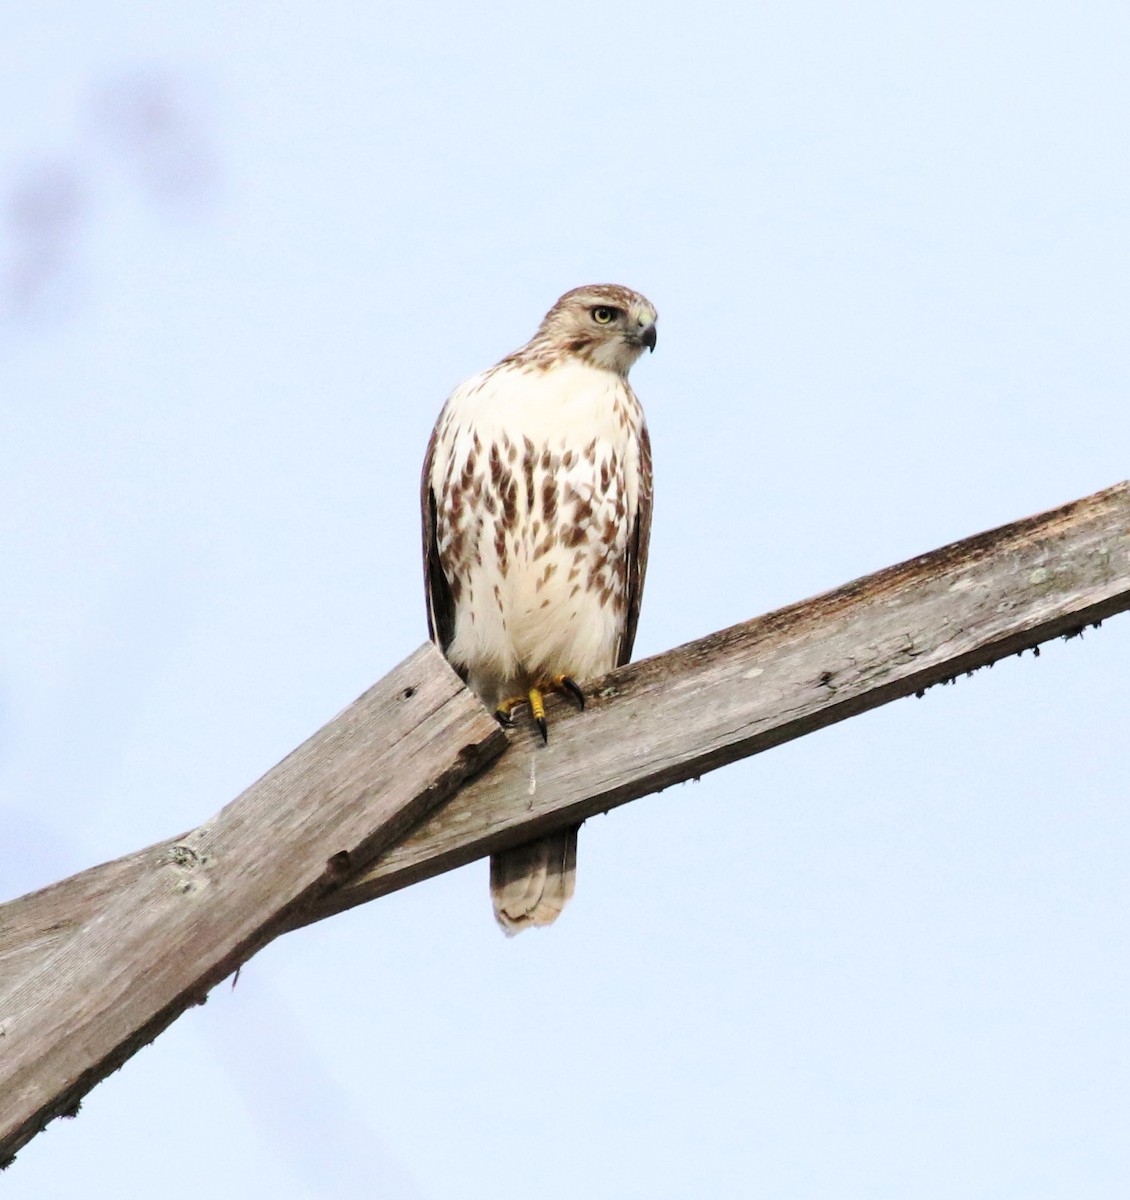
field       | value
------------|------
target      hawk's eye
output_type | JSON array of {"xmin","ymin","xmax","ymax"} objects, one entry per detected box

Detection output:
[{"xmin": 590, "ymin": 305, "xmax": 619, "ymax": 325}]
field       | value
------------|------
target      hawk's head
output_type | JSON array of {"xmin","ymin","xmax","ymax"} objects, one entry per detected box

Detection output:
[{"xmin": 531, "ymin": 284, "xmax": 658, "ymax": 376}]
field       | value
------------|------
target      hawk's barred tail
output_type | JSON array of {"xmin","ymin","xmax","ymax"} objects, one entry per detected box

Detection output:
[{"xmin": 490, "ymin": 825, "xmax": 579, "ymax": 935}]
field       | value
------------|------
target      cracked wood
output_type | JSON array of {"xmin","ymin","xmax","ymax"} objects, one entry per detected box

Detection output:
[
  {"xmin": 0, "ymin": 647, "xmax": 506, "ymax": 1164},
  {"xmin": 304, "ymin": 479, "xmax": 1130, "ymax": 922},
  {"xmin": 2, "ymin": 481, "xmax": 1128, "ymax": 1165}
]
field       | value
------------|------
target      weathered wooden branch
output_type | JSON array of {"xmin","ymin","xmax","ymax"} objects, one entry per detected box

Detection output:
[
  {"xmin": 2, "ymin": 480, "xmax": 1128, "ymax": 1164},
  {"xmin": 0, "ymin": 649, "xmax": 506, "ymax": 1164},
  {"xmin": 303, "ymin": 479, "xmax": 1130, "ymax": 922}
]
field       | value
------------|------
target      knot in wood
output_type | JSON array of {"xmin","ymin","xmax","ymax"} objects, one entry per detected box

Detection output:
[
  {"xmin": 168, "ymin": 844, "xmax": 203, "ymax": 869},
  {"xmin": 325, "ymin": 850, "xmax": 352, "ymax": 881}
]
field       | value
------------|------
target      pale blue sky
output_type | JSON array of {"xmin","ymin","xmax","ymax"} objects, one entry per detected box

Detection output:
[{"xmin": 3, "ymin": 3, "xmax": 1130, "ymax": 1197}]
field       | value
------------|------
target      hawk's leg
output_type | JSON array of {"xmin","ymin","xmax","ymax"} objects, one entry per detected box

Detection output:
[
  {"xmin": 494, "ymin": 688, "xmax": 548, "ymax": 743},
  {"xmin": 493, "ymin": 676, "xmax": 585, "ymax": 744},
  {"xmin": 528, "ymin": 687, "xmax": 548, "ymax": 744}
]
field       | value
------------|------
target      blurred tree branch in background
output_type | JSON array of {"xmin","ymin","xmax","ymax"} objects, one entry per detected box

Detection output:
[{"xmin": 2, "ymin": 65, "xmax": 217, "ymax": 324}]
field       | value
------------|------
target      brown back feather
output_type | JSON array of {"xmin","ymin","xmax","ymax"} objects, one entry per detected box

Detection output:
[
  {"xmin": 420, "ymin": 422, "xmax": 457, "ymax": 654},
  {"xmin": 618, "ymin": 416, "xmax": 653, "ymax": 667}
]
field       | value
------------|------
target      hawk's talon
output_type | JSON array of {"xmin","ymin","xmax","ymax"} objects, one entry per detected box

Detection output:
[
  {"xmin": 494, "ymin": 696, "xmax": 524, "ymax": 727},
  {"xmin": 555, "ymin": 675, "xmax": 586, "ymax": 711}
]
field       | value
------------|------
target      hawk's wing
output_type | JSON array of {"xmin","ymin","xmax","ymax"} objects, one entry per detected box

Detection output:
[
  {"xmin": 420, "ymin": 419, "xmax": 456, "ymax": 654},
  {"xmin": 617, "ymin": 419, "xmax": 653, "ymax": 668}
]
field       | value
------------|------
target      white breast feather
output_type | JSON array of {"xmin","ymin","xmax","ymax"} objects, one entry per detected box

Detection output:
[{"xmin": 430, "ymin": 360, "xmax": 643, "ymax": 708}]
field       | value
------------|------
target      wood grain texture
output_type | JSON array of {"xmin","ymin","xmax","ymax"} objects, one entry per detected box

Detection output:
[
  {"xmin": 0, "ymin": 645, "xmax": 506, "ymax": 1164},
  {"xmin": 297, "ymin": 480, "xmax": 1130, "ymax": 923},
  {"xmin": 5, "ymin": 484, "xmax": 1128, "ymax": 965},
  {"xmin": 2, "ymin": 481, "xmax": 1128, "ymax": 1161}
]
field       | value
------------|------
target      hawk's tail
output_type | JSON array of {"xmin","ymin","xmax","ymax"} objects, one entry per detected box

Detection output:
[{"xmin": 490, "ymin": 825, "xmax": 578, "ymax": 935}]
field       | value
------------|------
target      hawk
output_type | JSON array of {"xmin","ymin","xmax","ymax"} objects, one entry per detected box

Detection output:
[{"xmin": 421, "ymin": 284, "xmax": 656, "ymax": 934}]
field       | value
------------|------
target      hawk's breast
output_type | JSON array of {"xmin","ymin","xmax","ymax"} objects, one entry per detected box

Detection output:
[{"xmin": 429, "ymin": 359, "xmax": 644, "ymax": 702}]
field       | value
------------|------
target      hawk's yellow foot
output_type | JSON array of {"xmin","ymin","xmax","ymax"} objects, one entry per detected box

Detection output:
[
  {"xmin": 494, "ymin": 688, "xmax": 548, "ymax": 743},
  {"xmin": 493, "ymin": 677, "xmax": 585, "ymax": 744},
  {"xmin": 528, "ymin": 686, "xmax": 548, "ymax": 744},
  {"xmin": 494, "ymin": 694, "xmax": 526, "ymax": 725}
]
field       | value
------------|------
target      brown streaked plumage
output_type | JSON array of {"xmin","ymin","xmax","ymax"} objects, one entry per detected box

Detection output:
[{"xmin": 421, "ymin": 284, "xmax": 656, "ymax": 933}]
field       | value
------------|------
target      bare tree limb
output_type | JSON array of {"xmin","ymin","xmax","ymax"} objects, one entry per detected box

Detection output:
[
  {"xmin": 2, "ymin": 481, "xmax": 1128, "ymax": 1163},
  {"xmin": 307, "ymin": 479, "xmax": 1130, "ymax": 921},
  {"xmin": 0, "ymin": 648, "xmax": 506, "ymax": 1164}
]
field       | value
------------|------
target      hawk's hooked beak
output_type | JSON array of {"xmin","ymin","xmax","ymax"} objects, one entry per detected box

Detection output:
[{"xmin": 639, "ymin": 323, "xmax": 657, "ymax": 353}]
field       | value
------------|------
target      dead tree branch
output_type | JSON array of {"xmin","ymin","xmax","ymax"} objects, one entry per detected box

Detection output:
[{"xmin": 3, "ymin": 480, "xmax": 1128, "ymax": 1163}]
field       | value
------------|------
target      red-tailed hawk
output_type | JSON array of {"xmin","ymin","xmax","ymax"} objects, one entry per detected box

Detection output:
[{"xmin": 421, "ymin": 284, "xmax": 656, "ymax": 933}]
